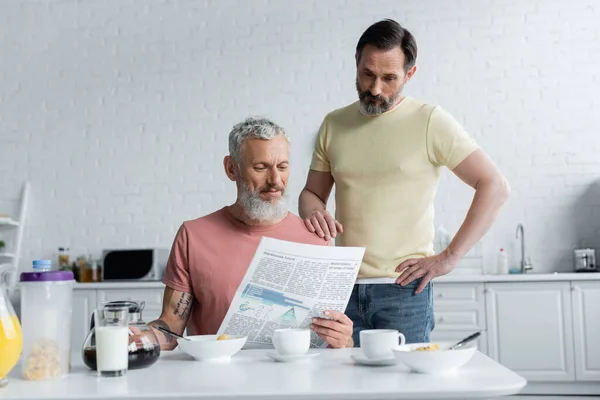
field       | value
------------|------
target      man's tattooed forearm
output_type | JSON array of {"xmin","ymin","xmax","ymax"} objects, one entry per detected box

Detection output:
[
  {"xmin": 173, "ymin": 292, "xmax": 193, "ymax": 320},
  {"xmin": 149, "ymin": 319, "xmax": 175, "ymax": 343}
]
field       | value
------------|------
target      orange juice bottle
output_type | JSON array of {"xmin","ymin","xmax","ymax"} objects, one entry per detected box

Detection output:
[{"xmin": 0, "ymin": 266, "xmax": 23, "ymax": 387}]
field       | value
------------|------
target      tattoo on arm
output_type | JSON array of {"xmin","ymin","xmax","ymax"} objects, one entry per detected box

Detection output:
[
  {"xmin": 149, "ymin": 319, "xmax": 175, "ymax": 344},
  {"xmin": 173, "ymin": 292, "xmax": 193, "ymax": 320}
]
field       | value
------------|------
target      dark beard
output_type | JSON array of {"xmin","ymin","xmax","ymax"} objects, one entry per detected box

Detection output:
[{"xmin": 355, "ymin": 78, "xmax": 402, "ymax": 115}]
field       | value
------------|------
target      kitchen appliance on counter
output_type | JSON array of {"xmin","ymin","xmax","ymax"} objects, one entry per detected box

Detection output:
[
  {"xmin": 574, "ymin": 248, "xmax": 597, "ymax": 272},
  {"xmin": 101, "ymin": 248, "xmax": 169, "ymax": 281}
]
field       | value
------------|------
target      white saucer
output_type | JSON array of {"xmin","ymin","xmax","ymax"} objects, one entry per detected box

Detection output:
[
  {"xmin": 351, "ymin": 353, "xmax": 397, "ymax": 366},
  {"xmin": 266, "ymin": 351, "xmax": 320, "ymax": 363}
]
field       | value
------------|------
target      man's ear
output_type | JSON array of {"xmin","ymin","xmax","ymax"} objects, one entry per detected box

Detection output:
[
  {"xmin": 223, "ymin": 156, "xmax": 236, "ymax": 181},
  {"xmin": 405, "ymin": 65, "xmax": 417, "ymax": 83}
]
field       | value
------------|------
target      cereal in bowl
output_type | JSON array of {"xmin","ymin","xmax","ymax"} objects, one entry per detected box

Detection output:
[{"xmin": 414, "ymin": 343, "xmax": 440, "ymax": 352}]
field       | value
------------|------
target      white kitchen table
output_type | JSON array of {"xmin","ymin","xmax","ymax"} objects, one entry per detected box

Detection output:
[{"xmin": 2, "ymin": 348, "xmax": 526, "ymax": 400}]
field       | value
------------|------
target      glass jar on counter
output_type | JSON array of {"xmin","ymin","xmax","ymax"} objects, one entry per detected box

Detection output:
[
  {"xmin": 57, "ymin": 247, "xmax": 70, "ymax": 271},
  {"xmin": 79, "ymin": 257, "xmax": 101, "ymax": 283}
]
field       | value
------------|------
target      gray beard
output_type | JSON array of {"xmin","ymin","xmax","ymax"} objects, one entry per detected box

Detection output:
[
  {"xmin": 359, "ymin": 99, "xmax": 396, "ymax": 115},
  {"xmin": 356, "ymin": 78, "xmax": 402, "ymax": 115},
  {"xmin": 239, "ymin": 182, "xmax": 289, "ymax": 222}
]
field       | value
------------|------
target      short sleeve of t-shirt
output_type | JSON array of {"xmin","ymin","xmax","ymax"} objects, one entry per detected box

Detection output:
[
  {"xmin": 426, "ymin": 106, "xmax": 479, "ymax": 169},
  {"xmin": 162, "ymin": 223, "xmax": 193, "ymax": 293},
  {"xmin": 309, "ymin": 117, "xmax": 331, "ymax": 172}
]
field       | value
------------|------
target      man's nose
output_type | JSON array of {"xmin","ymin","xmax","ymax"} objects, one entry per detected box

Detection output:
[
  {"xmin": 267, "ymin": 167, "xmax": 283, "ymax": 187},
  {"xmin": 370, "ymin": 79, "xmax": 382, "ymax": 97}
]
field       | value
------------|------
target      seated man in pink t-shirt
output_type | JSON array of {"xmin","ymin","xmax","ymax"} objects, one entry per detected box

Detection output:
[{"xmin": 148, "ymin": 117, "xmax": 354, "ymax": 350}]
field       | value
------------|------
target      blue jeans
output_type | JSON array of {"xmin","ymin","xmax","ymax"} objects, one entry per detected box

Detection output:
[{"xmin": 345, "ymin": 279, "xmax": 435, "ymax": 347}]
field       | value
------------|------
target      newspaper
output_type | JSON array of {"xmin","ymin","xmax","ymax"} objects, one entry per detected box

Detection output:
[{"xmin": 216, "ymin": 237, "xmax": 366, "ymax": 348}]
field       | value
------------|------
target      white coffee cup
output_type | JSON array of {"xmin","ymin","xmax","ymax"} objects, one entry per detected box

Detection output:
[
  {"xmin": 360, "ymin": 329, "xmax": 406, "ymax": 360},
  {"xmin": 273, "ymin": 328, "xmax": 310, "ymax": 356}
]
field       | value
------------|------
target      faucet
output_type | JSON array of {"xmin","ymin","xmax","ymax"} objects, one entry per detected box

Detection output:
[{"xmin": 516, "ymin": 223, "xmax": 533, "ymax": 273}]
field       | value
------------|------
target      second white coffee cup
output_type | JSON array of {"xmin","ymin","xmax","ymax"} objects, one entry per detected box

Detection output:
[
  {"xmin": 360, "ymin": 329, "xmax": 406, "ymax": 360},
  {"xmin": 273, "ymin": 328, "xmax": 311, "ymax": 356}
]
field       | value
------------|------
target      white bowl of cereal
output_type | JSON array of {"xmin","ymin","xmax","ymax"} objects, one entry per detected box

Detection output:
[
  {"xmin": 392, "ymin": 341, "xmax": 477, "ymax": 374},
  {"xmin": 177, "ymin": 334, "xmax": 247, "ymax": 362}
]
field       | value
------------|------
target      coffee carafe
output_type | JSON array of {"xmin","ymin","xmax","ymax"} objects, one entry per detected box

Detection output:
[{"xmin": 82, "ymin": 300, "xmax": 160, "ymax": 370}]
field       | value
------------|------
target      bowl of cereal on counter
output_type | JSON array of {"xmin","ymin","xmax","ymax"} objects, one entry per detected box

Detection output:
[
  {"xmin": 392, "ymin": 341, "xmax": 477, "ymax": 374},
  {"xmin": 177, "ymin": 333, "xmax": 247, "ymax": 362}
]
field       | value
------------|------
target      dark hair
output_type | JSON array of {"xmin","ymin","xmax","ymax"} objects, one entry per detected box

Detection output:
[{"xmin": 355, "ymin": 19, "xmax": 417, "ymax": 73}]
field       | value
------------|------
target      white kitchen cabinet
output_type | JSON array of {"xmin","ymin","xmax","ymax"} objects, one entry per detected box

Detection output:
[
  {"xmin": 485, "ymin": 282, "xmax": 575, "ymax": 381},
  {"xmin": 432, "ymin": 283, "xmax": 488, "ymax": 355},
  {"xmin": 572, "ymin": 281, "xmax": 600, "ymax": 381},
  {"xmin": 71, "ymin": 289, "xmax": 96, "ymax": 351}
]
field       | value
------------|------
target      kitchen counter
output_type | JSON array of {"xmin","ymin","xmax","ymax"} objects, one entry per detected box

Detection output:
[
  {"xmin": 3, "ymin": 348, "xmax": 526, "ymax": 400},
  {"xmin": 436, "ymin": 271, "xmax": 600, "ymax": 283},
  {"xmin": 71, "ymin": 272, "xmax": 600, "ymax": 290},
  {"xmin": 73, "ymin": 281, "xmax": 166, "ymax": 289}
]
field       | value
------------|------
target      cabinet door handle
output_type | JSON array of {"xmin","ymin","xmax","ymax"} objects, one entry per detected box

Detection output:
[{"xmin": 438, "ymin": 292, "xmax": 445, "ymax": 298}]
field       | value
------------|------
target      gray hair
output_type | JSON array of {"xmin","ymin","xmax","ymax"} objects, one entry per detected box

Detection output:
[{"xmin": 228, "ymin": 117, "xmax": 290, "ymax": 163}]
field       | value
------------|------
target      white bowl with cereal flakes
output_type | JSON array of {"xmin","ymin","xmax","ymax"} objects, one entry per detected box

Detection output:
[
  {"xmin": 392, "ymin": 341, "xmax": 477, "ymax": 374},
  {"xmin": 177, "ymin": 334, "xmax": 247, "ymax": 362}
]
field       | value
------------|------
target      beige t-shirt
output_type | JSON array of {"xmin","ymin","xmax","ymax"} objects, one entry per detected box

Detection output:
[{"xmin": 310, "ymin": 97, "xmax": 479, "ymax": 279}]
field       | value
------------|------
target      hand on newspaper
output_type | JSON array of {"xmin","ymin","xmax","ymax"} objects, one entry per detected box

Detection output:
[
  {"xmin": 304, "ymin": 210, "xmax": 343, "ymax": 241},
  {"xmin": 310, "ymin": 310, "xmax": 353, "ymax": 348}
]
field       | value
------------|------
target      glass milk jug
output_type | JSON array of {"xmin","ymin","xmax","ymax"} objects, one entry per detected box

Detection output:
[{"xmin": 19, "ymin": 260, "xmax": 74, "ymax": 381}]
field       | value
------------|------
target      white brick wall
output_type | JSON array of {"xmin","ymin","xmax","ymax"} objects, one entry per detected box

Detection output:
[{"xmin": 1, "ymin": 0, "xmax": 599, "ymax": 274}]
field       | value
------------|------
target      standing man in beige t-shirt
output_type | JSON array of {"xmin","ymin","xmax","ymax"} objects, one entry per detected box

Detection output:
[{"xmin": 299, "ymin": 19, "xmax": 510, "ymax": 346}]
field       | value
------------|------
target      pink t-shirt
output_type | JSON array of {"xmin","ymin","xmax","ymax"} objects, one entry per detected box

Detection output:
[{"xmin": 162, "ymin": 207, "xmax": 330, "ymax": 335}]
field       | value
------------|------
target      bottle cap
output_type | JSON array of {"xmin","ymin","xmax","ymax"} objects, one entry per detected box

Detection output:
[{"xmin": 32, "ymin": 259, "xmax": 52, "ymax": 268}]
